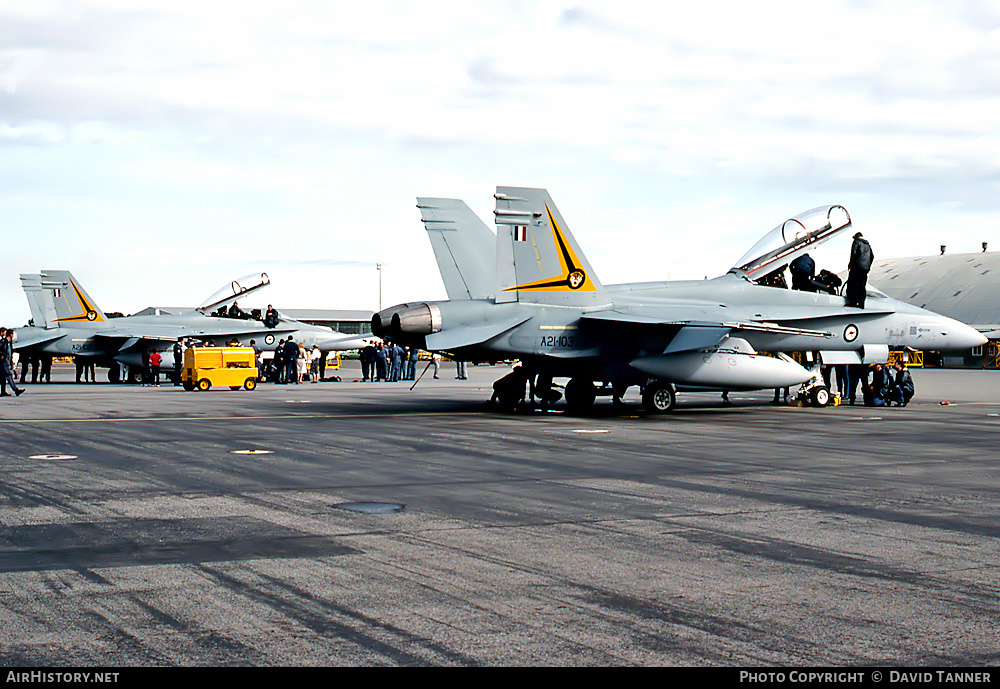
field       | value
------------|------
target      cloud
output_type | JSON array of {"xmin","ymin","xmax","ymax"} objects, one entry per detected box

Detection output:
[{"xmin": 3, "ymin": 1, "xmax": 1000, "ymax": 323}]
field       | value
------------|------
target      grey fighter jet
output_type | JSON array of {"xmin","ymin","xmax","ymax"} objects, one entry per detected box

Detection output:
[
  {"xmin": 15, "ymin": 271, "xmax": 371, "ymax": 382},
  {"xmin": 374, "ymin": 187, "xmax": 986, "ymax": 413}
]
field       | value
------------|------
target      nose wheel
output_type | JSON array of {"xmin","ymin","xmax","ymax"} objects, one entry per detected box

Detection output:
[{"xmin": 642, "ymin": 381, "xmax": 676, "ymax": 413}]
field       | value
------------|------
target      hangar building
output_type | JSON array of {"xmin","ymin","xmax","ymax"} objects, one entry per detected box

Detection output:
[{"xmin": 867, "ymin": 250, "xmax": 1000, "ymax": 366}]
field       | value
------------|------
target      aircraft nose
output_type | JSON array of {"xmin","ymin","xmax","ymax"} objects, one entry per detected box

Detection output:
[{"xmin": 942, "ymin": 318, "xmax": 987, "ymax": 350}]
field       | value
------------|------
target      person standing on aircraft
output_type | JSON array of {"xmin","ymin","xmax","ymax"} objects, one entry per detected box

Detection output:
[
  {"xmin": 846, "ymin": 232, "xmax": 874, "ymax": 308},
  {"xmin": 0, "ymin": 328, "xmax": 24, "ymax": 397},
  {"xmin": 284, "ymin": 336, "xmax": 299, "ymax": 384},
  {"xmin": 173, "ymin": 338, "xmax": 184, "ymax": 386}
]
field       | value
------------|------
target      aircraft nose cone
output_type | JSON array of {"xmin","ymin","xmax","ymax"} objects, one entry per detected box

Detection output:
[{"xmin": 943, "ymin": 319, "xmax": 987, "ymax": 350}]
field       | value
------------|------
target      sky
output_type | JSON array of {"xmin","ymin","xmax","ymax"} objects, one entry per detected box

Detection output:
[{"xmin": 3, "ymin": 0, "xmax": 1000, "ymax": 325}]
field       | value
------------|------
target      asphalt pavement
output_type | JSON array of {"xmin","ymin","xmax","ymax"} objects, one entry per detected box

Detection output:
[{"xmin": 1, "ymin": 362, "xmax": 999, "ymax": 666}]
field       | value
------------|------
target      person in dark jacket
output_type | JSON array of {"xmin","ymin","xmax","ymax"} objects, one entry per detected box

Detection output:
[
  {"xmin": 361, "ymin": 344, "xmax": 375, "ymax": 381},
  {"xmin": 846, "ymin": 232, "xmax": 874, "ymax": 308},
  {"xmin": 173, "ymin": 338, "xmax": 184, "ymax": 386},
  {"xmin": 0, "ymin": 328, "xmax": 24, "ymax": 397},
  {"xmin": 283, "ymin": 336, "xmax": 299, "ymax": 384},
  {"xmin": 789, "ymin": 253, "xmax": 817, "ymax": 292},
  {"xmin": 375, "ymin": 343, "xmax": 388, "ymax": 381},
  {"xmin": 865, "ymin": 363, "xmax": 891, "ymax": 406},
  {"xmin": 264, "ymin": 305, "xmax": 279, "ymax": 328},
  {"xmin": 390, "ymin": 344, "xmax": 404, "ymax": 382},
  {"xmin": 890, "ymin": 362, "xmax": 915, "ymax": 406},
  {"xmin": 274, "ymin": 338, "xmax": 285, "ymax": 383}
]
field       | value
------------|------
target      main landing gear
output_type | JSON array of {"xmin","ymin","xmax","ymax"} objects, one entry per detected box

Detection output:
[{"xmin": 491, "ymin": 370, "xmax": 679, "ymax": 416}]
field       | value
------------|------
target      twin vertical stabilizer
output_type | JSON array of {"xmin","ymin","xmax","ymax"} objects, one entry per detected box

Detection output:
[
  {"xmin": 494, "ymin": 187, "xmax": 608, "ymax": 307},
  {"xmin": 417, "ymin": 198, "xmax": 496, "ymax": 300},
  {"xmin": 417, "ymin": 187, "xmax": 609, "ymax": 308},
  {"xmin": 20, "ymin": 271, "xmax": 107, "ymax": 328}
]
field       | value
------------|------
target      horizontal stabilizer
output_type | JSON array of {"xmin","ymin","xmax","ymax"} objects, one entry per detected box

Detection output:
[
  {"xmin": 12, "ymin": 331, "xmax": 66, "ymax": 350},
  {"xmin": 424, "ymin": 316, "xmax": 531, "ymax": 352}
]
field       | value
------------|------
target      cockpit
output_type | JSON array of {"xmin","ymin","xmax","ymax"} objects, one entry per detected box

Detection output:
[
  {"xmin": 197, "ymin": 273, "xmax": 271, "ymax": 320},
  {"xmin": 731, "ymin": 205, "xmax": 852, "ymax": 281}
]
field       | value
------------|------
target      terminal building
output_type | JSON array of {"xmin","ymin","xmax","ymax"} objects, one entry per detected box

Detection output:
[{"xmin": 867, "ymin": 248, "xmax": 1000, "ymax": 367}]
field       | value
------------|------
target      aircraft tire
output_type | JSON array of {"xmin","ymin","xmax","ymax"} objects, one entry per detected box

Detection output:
[
  {"xmin": 565, "ymin": 377, "xmax": 597, "ymax": 414},
  {"xmin": 642, "ymin": 381, "xmax": 676, "ymax": 414},
  {"xmin": 197, "ymin": 379, "xmax": 211, "ymax": 392},
  {"xmin": 811, "ymin": 385, "xmax": 830, "ymax": 407},
  {"xmin": 244, "ymin": 378, "xmax": 257, "ymax": 391}
]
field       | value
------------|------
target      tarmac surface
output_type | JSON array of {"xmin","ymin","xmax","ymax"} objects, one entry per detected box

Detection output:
[{"xmin": 1, "ymin": 362, "xmax": 1000, "ymax": 666}]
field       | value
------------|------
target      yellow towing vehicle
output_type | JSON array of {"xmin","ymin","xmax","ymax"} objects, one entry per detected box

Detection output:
[{"xmin": 182, "ymin": 346, "xmax": 258, "ymax": 391}]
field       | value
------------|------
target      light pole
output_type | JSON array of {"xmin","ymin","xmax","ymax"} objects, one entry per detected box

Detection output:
[{"xmin": 377, "ymin": 263, "xmax": 382, "ymax": 312}]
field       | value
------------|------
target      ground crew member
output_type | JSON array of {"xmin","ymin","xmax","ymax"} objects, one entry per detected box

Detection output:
[{"xmin": 846, "ymin": 232, "xmax": 874, "ymax": 308}]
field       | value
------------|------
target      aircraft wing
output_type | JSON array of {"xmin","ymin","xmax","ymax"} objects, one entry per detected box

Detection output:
[
  {"xmin": 582, "ymin": 310, "xmax": 832, "ymax": 353},
  {"xmin": 91, "ymin": 323, "xmax": 305, "ymax": 347}
]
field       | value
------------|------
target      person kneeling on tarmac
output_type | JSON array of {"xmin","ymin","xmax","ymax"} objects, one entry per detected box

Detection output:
[
  {"xmin": 863, "ymin": 363, "xmax": 892, "ymax": 407},
  {"xmin": 491, "ymin": 366, "xmax": 529, "ymax": 410},
  {"xmin": 890, "ymin": 362, "xmax": 914, "ymax": 407}
]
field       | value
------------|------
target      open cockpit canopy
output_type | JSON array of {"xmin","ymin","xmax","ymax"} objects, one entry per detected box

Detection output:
[
  {"xmin": 197, "ymin": 273, "xmax": 271, "ymax": 314},
  {"xmin": 731, "ymin": 205, "xmax": 852, "ymax": 281}
]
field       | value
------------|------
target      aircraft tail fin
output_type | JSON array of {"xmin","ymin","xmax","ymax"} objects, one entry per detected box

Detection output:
[
  {"xmin": 417, "ymin": 198, "xmax": 496, "ymax": 300},
  {"xmin": 37, "ymin": 271, "xmax": 107, "ymax": 324},
  {"xmin": 494, "ymin": 187, "xmax": 608, "ymax": 306},
  {"xmin": 19, "ymin": 274, "xmax": 58, "ymax": 328}
]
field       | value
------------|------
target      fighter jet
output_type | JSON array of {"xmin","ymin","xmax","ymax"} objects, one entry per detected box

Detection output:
[
  {"xmin": 373, "ymin": 187, "xmax": 986, "ymax": 413},
  {"xmin": 15, "ymin": 271, "xmax": 371, "ymax": 382}
]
